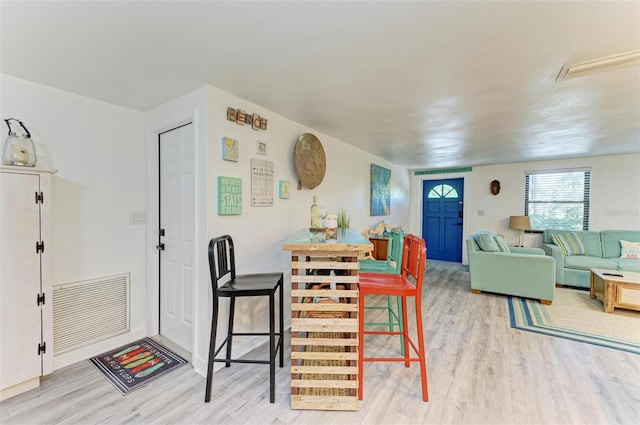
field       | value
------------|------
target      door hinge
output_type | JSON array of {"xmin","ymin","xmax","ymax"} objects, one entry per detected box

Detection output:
[
  {"xmin": 37, "ymin": 293, "xmax": 45, "ymax": 306},
  {"xmin": 37, "ymin": 342, "xmax": 46, "ymax": 355},
  {"xmin": 36, "ymin": 241, "xmax": 45, "ymax": 253},
  {"xmin": 35, "ymin": 191, "xmax": 44, "ymax": 204}
]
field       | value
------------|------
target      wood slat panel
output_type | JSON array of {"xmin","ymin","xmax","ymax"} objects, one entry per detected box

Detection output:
[
  {"xmin": 291, "ymin": 318, "xmax": 358, "ymax": 327},
  {"xmin": 291, "ymin": 351, "xmax": 358, "ymax": 361},
  {"xmin": 291, "ymin": 337, "xmax": 359, "ymax": 346},
  {"xmin": 291, "ymin": 289, "xmax": 358, "ymax": 298},
  {"xmin": 292, "ymin": 303, "xmax": 359, "ymax": 312},
  {"xmin": 291, "ymin": 396, "xmax": 358, "ymax": 411},
  {"xmin": 291, "ymin": 379, "xmax": 358, "ymax": 389},
  {"xmin": 292, "ymin": 261, "xmax": 359, "ymax": 270},
  {"xmin": 291, "ymin": 275, "xmax": 359, "ymax": 284},
  {"xmin": 291, "ymin": 366, "xmax": 358, "ymax": 375},
  {"xmin": 291, "ymin": 324, "xmax": 357, "ymax": 333},
  {"xmin": 286, "ymin": 243, "xmax": 361, "ymax": 410}
]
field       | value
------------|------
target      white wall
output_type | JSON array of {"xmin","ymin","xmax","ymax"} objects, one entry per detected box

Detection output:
[
  {"xmin": 201, "ymin": 85, "xmax": 410, "ymax": 375},
  {"xmin": 1, "ymin": 75, "xmax": 149, "ymax": 367},
  {"xmin": 410, "ymin": 153, "xmax": 640, "ymax": 263},
  {"xmin": 143, "ymin": 84, "xmax": 411, "ymax": 376},
  {"xmin": 1, "ymin": 75, "xmax": 411, "ymax": 377}
]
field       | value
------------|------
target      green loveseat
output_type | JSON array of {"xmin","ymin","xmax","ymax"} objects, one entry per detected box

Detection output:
[
  {"xmin": 467, "ymin": 232, "xmax": 556, "ymax": 304},
  {"xmin": 542, "ymin": 229, "xmax": 640, "ymax": 289}
]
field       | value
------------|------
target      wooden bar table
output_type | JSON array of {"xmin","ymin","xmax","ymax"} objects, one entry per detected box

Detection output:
[{"xmin": 283, "ymin": 228, "xmax": 372, "ymax": 411}]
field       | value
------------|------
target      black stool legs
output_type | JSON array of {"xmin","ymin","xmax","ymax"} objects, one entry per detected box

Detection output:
[
  {"xmin": 204, "ymin": 295, "xmax": 219, "ymax": 402},
  {"xmin": 226, "ymin": 297, "xmax": 236, "ymax": 367},
  {"xmin": 204, "ymin": 275, "xmax": 283, "ymax": 404}
]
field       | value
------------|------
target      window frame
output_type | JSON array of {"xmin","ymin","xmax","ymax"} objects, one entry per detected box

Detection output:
[{"xmin": 524, "ymin": 168, "xmax": 591, "ymax": 231}]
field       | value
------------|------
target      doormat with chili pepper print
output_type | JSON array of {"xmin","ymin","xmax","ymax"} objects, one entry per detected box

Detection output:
[{"xmin": 90, "ymin": 337, "xmax": 188, "ymax": 395}]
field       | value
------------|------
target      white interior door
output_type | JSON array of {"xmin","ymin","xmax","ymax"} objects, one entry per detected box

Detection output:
[{"xmin": 159, "ymin": 123, "xmax": 194, "ymax": 352}]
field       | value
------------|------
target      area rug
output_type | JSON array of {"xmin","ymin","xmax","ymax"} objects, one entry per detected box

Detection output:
[
  {"xmin": 90, "ymin": 337, "xmax": 188, "ymax": 395},
  {"xmin": 508, "ymin": 288, "xmax": 640, "ymax": 354}
]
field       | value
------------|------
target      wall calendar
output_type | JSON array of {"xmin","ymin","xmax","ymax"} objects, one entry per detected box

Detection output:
[{"xmin": 251, "ymin": 158, "xmax": 274, "ymax": 207}]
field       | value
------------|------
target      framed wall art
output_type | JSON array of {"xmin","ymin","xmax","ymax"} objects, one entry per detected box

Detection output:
[
  {"xmin": 221, "ymin": 137, "xmax": 239, "ymax": 162},
  {"xmin": 255, "ymin": 140, "xmax": 267, "ymax": 155},
  {"xmin": 370, "ymin": 164, "xmax": 391, "ymax": 216},
  {"xmin": 278, "ymin": 180, "xmax": 290, "ymax": 199}
]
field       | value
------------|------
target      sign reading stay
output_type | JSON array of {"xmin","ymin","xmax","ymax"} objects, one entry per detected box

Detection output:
[{"xmin": 218, "ymin": 176, "xmax": 242, "ymax": 215}]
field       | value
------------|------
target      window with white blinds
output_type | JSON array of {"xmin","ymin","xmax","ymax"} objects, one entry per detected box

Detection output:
[{"xmin": 525, "ymin": 169, "xmax": 591, "ymax": 231}]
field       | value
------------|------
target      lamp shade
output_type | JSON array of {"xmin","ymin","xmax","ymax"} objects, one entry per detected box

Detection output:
[{"xmin": 508, "ymin": 215, "xmax": 531, "ymax": 231}]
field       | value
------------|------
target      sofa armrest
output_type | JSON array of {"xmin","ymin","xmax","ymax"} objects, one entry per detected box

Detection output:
[
  {"xmin": 510, "ymin": 247, "xmax": 545, "ymax": 256},
  {"xmin": 542, "ymin": 243, "xmax": 565, "ymax": 284},
  {"xmin": 468, "ymin": 251, "xmax": 556, "ymax": 301}
]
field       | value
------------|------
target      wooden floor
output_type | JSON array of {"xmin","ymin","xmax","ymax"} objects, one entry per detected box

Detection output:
[{"xmin": 2, "ymin": 261, "xmax": 639, "ymax": 424}]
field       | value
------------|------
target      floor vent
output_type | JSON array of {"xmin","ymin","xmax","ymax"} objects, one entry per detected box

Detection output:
[{"xmin": 53, "ymin": 273, "xmax": 130, "ymax": 354}]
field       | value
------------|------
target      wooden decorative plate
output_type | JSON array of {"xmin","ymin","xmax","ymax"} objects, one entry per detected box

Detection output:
[{"xmin": 293, "ymin": 133, "xmax": 326, "ymax": 189}]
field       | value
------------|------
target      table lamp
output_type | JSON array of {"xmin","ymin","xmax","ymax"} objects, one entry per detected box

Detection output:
[{"xmin": 508, "ymin": 215, "xmax": 531, "ymax": 247}]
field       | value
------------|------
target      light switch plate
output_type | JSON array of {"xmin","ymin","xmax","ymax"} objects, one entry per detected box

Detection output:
[{"xmin": 130, "ymin": 211, "xmax": 146, "ymax": 225}]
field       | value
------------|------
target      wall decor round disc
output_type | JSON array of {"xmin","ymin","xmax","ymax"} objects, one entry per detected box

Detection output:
[{"xmin": 293, "ymin": 133, "xmax": 326, "ymax": 189}]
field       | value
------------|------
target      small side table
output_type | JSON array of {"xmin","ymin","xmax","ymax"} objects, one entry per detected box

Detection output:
[{"xmin": 369, "ymin": 235, "xmax": 388, "ymax": 260}]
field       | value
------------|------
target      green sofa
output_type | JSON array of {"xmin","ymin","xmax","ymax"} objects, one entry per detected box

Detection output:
[
  {"xmin": 542, "ymin": 229, "xmax": 640, "ymax": 289},
  {"xmin": 466, "ymin": 232, "xmax": 556, "ymax": 304}
]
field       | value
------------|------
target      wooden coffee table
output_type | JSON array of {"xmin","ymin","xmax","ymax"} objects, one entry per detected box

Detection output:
[{"xmin": 590, "ymin": 268, "xmax": 640, "ymax": 313}]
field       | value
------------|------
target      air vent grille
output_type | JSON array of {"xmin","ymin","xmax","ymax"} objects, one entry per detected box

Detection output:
[{"xmin": 52, "ymin": 273, "xmax": 130, "ymax": 353}]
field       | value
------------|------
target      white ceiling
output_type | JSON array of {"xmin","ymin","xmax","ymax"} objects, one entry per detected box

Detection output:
[{"xmin": 2, "ymin": 1, "xmax": 639, "ymax": 169}]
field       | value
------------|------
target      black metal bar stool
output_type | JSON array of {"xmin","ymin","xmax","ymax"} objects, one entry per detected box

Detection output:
[{"xmin": 204, "ymin": 235, "xmax": 284, "ymax": 403}]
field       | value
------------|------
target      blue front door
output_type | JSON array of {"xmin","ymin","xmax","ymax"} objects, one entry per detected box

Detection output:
[{"xmin": 422, "ymin": 178, "xmax": 464, "ymax": 262}]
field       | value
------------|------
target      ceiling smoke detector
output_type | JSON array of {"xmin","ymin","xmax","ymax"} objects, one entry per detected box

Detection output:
[{"xmin": 556, "ymin": 50, "xmax": 640, "ymax": 81}]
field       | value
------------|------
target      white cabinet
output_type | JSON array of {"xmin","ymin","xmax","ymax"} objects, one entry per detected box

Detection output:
[{"xmin": 0, "ymin": 165, "xmax": 56, "ymax": 400}]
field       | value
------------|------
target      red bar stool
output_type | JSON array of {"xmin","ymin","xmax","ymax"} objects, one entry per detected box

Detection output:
[{"xmin": 357, "ymin": 234, "xmax": 429, "ymax": 402}]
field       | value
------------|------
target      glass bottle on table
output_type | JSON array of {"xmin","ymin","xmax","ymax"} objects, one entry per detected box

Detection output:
[{"xmin": 310, "ymin": 196, "xmax": 320, "ymax": 228}]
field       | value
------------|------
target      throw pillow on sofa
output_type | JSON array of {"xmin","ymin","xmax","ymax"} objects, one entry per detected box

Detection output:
[
  {"xmin": 551, "ymin": 232, "xmax": 586, "ymax": 256},
  {"xmin": 494, "ymin": 235, "xmax": 511, "ymax": 253},
  {"xmin": 474, "ymin": 232, "xmax": 500, "ymax": 252},
  {"xmin": 620, "ymin": 240, "xmax": 640, "ymax": 259}
]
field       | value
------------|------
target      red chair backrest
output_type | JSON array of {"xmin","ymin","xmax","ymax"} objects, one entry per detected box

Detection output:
[{"xmin": 400, "ymin": 234, "xmax": 427, "ymax": 290}]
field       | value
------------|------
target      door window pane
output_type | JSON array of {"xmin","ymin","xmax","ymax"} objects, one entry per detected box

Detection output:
[{"xmin": 427, "ymin": 184, "xmax": 459, "ymax": 199}]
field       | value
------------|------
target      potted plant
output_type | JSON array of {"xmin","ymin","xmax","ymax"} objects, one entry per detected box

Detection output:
[{"xmin": 337, "ymin": 208, "xmax": 350, "ymax": 231}]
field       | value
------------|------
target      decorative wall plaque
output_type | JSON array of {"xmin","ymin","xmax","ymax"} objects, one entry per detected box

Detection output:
[
  {"xmin": 227, "ymin": 107, "xmax": 268, "ymax": 131},
  {"xmin": 218, "ymin": 176, "xmax": 242, "ymax": 215},
  {"xmin": 293, "ymin": 133, "xmax": 326, "ymax": 189}
]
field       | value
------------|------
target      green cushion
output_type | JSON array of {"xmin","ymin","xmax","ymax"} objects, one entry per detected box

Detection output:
[
  {"xmin": 474, "ymin": 232, "xmax": 499, "ymax": 252},
  {"xmin": 494, "ymin": 236, "xmax": 510, "ymax": 253},
  {"xmin": 610, "ymin": 258, "xmax": 640, "ymax": 272},
  {"xmin": 564, "ymin": 255, "xmax": 616, "ymax": 270},
  {"xmin": 601, "ymin": 230, "xmax": 640, "ymax": 258},
  {"xmin": 551, "ymin": 232, "xmax": 586, "ymax": 256}
]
